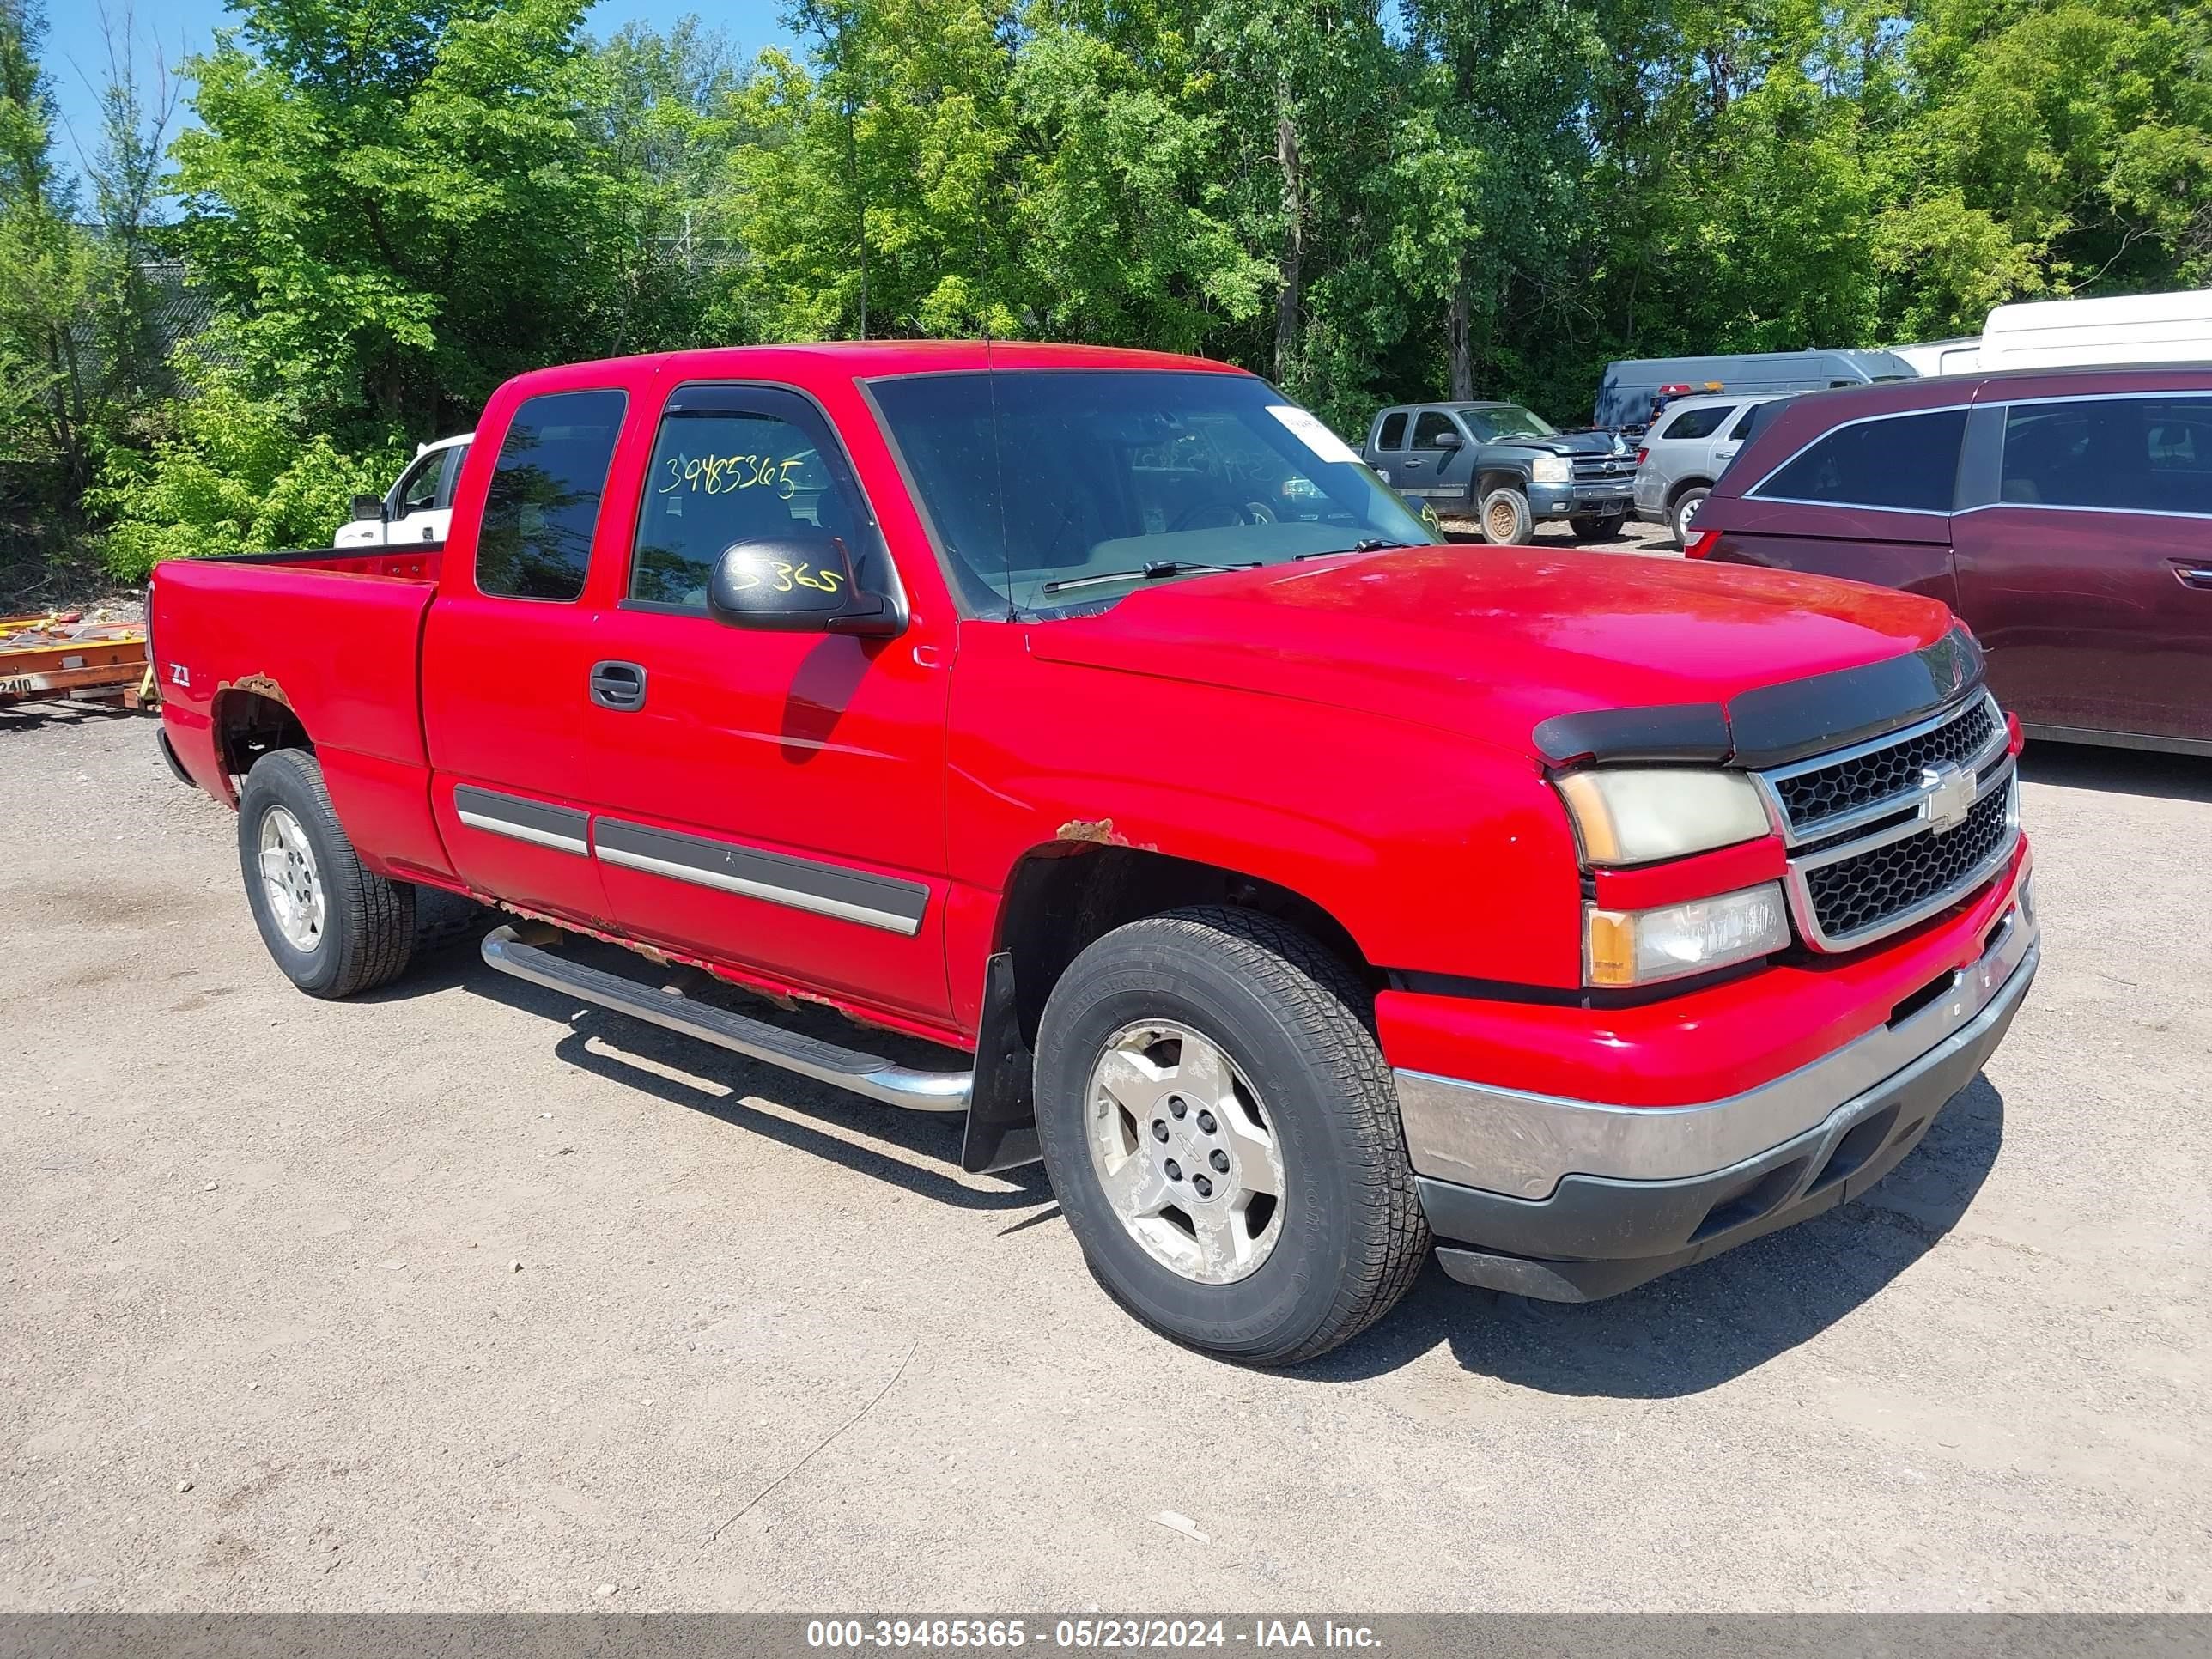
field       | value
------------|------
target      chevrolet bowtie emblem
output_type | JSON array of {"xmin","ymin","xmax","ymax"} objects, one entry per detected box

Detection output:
[{"xmin": 1924, "ymin": 762, "xmax": 1976, "ymax": 832}]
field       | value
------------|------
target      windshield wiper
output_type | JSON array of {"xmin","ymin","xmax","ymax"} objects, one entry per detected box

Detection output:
[
  {"xmin": 1040, "ymin": 559, "xmax": 1257, "ymax": 595},
  {"xmin": 1295, "ymin": 538, "xmax": 1413, "ymax": 560}
]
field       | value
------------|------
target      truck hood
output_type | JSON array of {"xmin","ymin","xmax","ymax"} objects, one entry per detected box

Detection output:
[
  {"xmin": 1512, "ymin": 428, "xmax": 1628, "ymax": 457},
  {"xmin": 1026, "ymin": 546, "xmax": 1960, "ymax": 763}
]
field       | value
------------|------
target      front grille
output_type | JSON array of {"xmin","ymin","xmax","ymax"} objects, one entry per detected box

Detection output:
[
  {"xmin": 1775, "ymin": 697, "xmax": 1997, "ymax": 835},
  {"xmin": 1757, "ymin": 690, "xmax": 2020, "ymax": 951},
  {"xmin": 1802, "ymin": 782, "xmax": 2013, "ymax": 942},
  {"xmin": 1571, "ymin": 454, "xmax": 1635, "ymax": 483}
]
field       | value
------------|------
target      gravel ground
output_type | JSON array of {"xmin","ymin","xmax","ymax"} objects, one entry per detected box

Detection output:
[{"xmin": 1, "ymin": 705, "xmax": 2206, "ymax": 1614}]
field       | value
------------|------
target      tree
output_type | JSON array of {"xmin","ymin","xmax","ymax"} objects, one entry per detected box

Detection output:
[
  {"xmin": 582, "ymin": 17, "xmax": 749, "ymax": 354},
  {"xmin": 1012, "ymin": 0, "xmax": 1269, "ymax": 351},
  {"xmin": 722, "ymin": 0, "xmax": 1026, "ymax": 343},
  {"xmin": 171, "ymin": 0, "xmax": 618, "ymax": 439},
  {"xmin": 0, "ymin": 0, "xmax": 97, "ymax": 483}
]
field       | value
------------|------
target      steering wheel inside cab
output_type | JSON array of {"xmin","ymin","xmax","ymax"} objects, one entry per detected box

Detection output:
[{"xmin": 1167, "ymin": 497, "xmax": 1279, "ymax": 532}]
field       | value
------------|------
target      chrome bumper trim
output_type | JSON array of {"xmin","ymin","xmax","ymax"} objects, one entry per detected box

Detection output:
[{"xmin": 1393, "ymin": 891, "xmax": 2037, "ymax": 1200}]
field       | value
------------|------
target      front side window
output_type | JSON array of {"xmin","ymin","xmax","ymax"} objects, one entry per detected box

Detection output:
[
  {"xmin": 1412, "ymin": 410, "xmax": 1460, "ymax": 449},
  {"xmin": 629, "ymin": 391, "xmax": 878, "ymax": 610},
  {"xmin": 2002, "ymin": 396, "xmax": 2212, "ymax": 515},
  {"xmin": 1462, "ymin": 406, "xmax": 1559, "ymax": 441},
  {"xmin": 1729, "ymin": 405, "xmax": 1762, "ymax": 441},
  {"xmin": 1752, "ymin": 408, "xmax": 1966, "ymax": 514},
  {"xmin": 869, "ymin": 370, "xmax": 1438, "ymax": 618},
  {"xmin": 1376, "ymin": 411, "xmax": 1408, "ymax": 451},
  {"xmin": 395, "ymin": 450, "xmax": 442, "ymax": 514},
  {"xmin": 1659, "ymin": 405, "xmax": 1735, "ymax": 441},
  {"xmin": 475, "ymin": 390, "xmax": 626, "ymax": 601}
]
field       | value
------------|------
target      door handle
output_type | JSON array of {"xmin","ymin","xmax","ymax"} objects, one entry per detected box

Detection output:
[
  {"xmin": 589, "ymin": 660, "xmax": 647, "ymax": 711},
  {"xmin": 2178, "ymin": 565, "xmax": 2212, "ymax": 590},
  {"xmin": 1404, "ymin": 458, "xmax": 1425, "ymax": 469}
]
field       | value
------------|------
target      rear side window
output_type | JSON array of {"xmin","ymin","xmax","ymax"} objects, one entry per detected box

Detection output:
[
  {"xmin": 1729, "ymin": 406, "xmax": 1761, "ymax": 441},
  {"xmin": 475, "ymin": 389, "xmax": 626, "ymax": 601},
  {"xmin": 1376, "ymin": 411, "xmax": 1407, "ymax": 450},
  {"xmin": 1413, "ymin": 411, "xmax": 1458, "ymax": 449},
  {"xmin": 1659, "ymin": 404, "xmax": 1735, "ymax": 441},
  {"xmin": 2001, "ymin": 396, "xmax": 2212, "ymax": 515},
  {"xmin": 1752, "ymin": 409, "xmax": 1966, "ymax": 513}
]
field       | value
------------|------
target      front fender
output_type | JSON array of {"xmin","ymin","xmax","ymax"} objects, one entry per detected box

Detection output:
[{"xmin": 945, "ymin": 624, "xmax": 1585, "ymax": 994}]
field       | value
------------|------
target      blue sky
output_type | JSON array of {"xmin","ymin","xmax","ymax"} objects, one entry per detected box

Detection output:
[{"xmin": 40, "ymin": 2, "xmax": 794, "ymax": 186}]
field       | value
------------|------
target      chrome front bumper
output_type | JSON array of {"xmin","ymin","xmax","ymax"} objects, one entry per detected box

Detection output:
[{"xmin": 1394, "ymin": 889, "xmax": 2039, "ymax": 1204}]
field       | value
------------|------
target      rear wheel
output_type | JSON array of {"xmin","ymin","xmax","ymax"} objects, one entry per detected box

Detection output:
[
  {"xmin": 1479, "ymin": 485, "xmax": 1534, "ymax": 545},
  {"xmin": 1033, "ymin": 907, "xmax": 1429, "ymax": 1365},
  {"xmin": 238, "ymin": 749, "xmax": 416, "ymax": 999},
  {"xmin": 1570, "ymin": 512, "xmax": 1626, "ymax": 542},
  {"xmin": 1671, "ymin": 486, "xmax": 1710, "ymax": 547}
]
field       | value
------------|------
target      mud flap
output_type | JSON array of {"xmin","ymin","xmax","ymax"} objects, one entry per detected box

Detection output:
[{"xmin": 960, "ymin": 951, "xmax": 1040, "ymax": 1173}]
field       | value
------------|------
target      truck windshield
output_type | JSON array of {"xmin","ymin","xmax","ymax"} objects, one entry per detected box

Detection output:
[
  {"xmin": 869, "ymin": 370, "xmax": 1439, "ymax": 617},
  {"xmin": 1462, "ymin": 406, "xmax": 1558, "ymax": 441}
]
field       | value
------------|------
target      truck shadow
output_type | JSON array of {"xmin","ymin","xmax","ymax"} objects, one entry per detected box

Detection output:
[
  {"xmin": 2019, "ymin": 738, "xmax": 2212, "ymax": 804},
  {"xmin": 1309, "ymin": 1076, "xmax": 2007, "ymax": 1395},
  {"xmin": 381, "ymin": 912, "xmax": 1054, "ymax": 1215},
  {"xmin": 384, "ymin": 904, "xmax": 2003, "ymax": 1385}
]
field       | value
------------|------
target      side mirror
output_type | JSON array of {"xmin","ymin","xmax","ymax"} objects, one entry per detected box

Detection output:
[
  {"xmin": 350, "ymin": 493, "xmax": 386, "ymax": 523},
  {"xmin": 707, "ymin": 534, "xmax": 902, "ymax": 638},
  {"xmin": 1431, "ymin": 429, "xmax": 1463, "ymax": 450}
]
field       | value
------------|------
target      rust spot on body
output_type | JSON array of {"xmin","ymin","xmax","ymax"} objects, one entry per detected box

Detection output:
[
  {"xmin": 1058, "ymin": 817, "xmax": 1132, "ymax": 847},
  {"xmin": 218, "ymin": 672, "xmax": 293, "ymax": 708}
]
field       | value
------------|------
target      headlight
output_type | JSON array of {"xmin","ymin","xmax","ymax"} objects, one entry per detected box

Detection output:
[
  {"xmin": 1530, "ymin": 455, "xmax": 1572, "ymax": 483},
  {"xmin": 1553, "ymin": 768, "xmax": 1772, "ymax": 865},
  {"xmin": 1586, "ymin": 883, "xmax": 1790, "ymax": 987}
]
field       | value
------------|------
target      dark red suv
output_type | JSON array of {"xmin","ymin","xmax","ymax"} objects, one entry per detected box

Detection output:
[{"xmin": 1689, "ymin": 366, "xmax": 2212, "ymax": 755}]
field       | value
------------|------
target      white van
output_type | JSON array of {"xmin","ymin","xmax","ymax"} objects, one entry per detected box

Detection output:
[
  {"xmin": 1978, "ymin": 289, "xmax": 2212, "ymax": 371},
  {"xmin": 336, "ymin": 432, "xmax": 473, "ymax": 549},
  {"xmin": 1885, "ymin": 337, "xmax": 1983, "ymax": 376}
]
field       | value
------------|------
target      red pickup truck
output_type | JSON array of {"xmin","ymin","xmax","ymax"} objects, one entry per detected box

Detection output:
[{"xmin": 151, "ymin": 342, "xmax": 2039, "ymax": 1364}]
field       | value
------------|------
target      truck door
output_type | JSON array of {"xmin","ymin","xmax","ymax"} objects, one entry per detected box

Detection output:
[
  {"xmin": 1721, "ymin": 404, "xmax": 1964, "ymax": 608},
  {"xmin": 386, "ymin": 447, "xmax": 451, "ymax": 545},
  {"xmin": 421, "ymin": 383, "xmax": 635, "ymax": 927},
  {"xmin": 572, "ymin": 379, "xmax": 954, "ymax": 1023},
  {"xmin": 1400, "ymin": 410, "xmax": 1468, "ymax": 502},
  {"xmin": 1953, "ymin": 390, "xmax": 2212, "ymax": 744},
  {"xmin": 415, "ymin": 441, "xmax": 467, "ymax": 546}
]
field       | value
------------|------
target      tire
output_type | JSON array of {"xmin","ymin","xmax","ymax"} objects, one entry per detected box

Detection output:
[
  {"xmin": 237, "ymin": 748, "xmax": 416, "ymax": 999},
  {"xmin": 1671, "ymin": 486, "xmax": 1710, "ymax": 547},
  {"xmin": 1569, "ymin": 513, "xmax": 1626, "ymax": 542},
  {"xmin": 1478, "ymin": 485, "xmax": 1534, "ymax": 545},
  {"xmin": 1033, "ymin": 907, "xmax": 1430, "ymax": 1366}
]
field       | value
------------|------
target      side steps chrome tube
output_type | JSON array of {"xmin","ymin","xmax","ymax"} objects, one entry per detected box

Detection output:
[{"xmin": 480, "ymin": 924, "xmax": 972, "ymax": 1113}]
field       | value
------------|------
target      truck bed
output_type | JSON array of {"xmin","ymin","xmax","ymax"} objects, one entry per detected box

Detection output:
[
  {"xmin": 150, "ymin": 545, "xmax": 447, "ymax": 832},
  {"xmin": 185, "ymin": 544, "xmax": 446, "ymax": 583}
]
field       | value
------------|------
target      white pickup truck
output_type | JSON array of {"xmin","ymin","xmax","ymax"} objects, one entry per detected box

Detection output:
[{"xmin": 335, "ymin": 432, "xmax": 473, "ymax": 549}]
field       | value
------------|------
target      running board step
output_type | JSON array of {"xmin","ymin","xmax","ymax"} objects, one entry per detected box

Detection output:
[{"xmin": 480, "ymin": 924, "xmax": 971, "ymax": 1113}]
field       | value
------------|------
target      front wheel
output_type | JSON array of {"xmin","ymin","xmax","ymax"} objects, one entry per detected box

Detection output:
[
  {"xmin": 1570, "ymin": 512, "xmax": 1626, "ymax": 542},
  {"xmin": 1671, "ymin": 486, "xmax": 1710, "ymax": 547},
  {"xmin": 1478, "ymin": 485, "xmax": 1534, "ymax": 545},
  {"xmin": 238, "ymin": 749, "xmax": 416, "ymax": 999},
  {"xmin": 1033, "ymin": 908, "xmax": 1430, "ymax": 1365}
]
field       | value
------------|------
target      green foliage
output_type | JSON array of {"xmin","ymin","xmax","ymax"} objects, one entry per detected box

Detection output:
[
  {"xmin": 171, "ymin": 0, "xmax": 635, "ymax": 435},
  {"xmin": 91, "ymin": 370, "xmax": 404, "ymax": 579},
  {"xmin": 6, "ymin": 0, "xmax": 2209, "ymax": 603}
]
